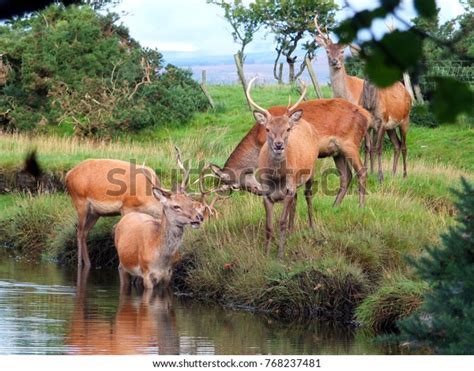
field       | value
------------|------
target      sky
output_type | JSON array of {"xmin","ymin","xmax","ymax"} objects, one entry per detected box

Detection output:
[{"xmin": 115, "ymin": 0, "xmax": 467, "ymax": 58}]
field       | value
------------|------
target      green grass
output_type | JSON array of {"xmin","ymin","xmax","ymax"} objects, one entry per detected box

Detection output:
[
  {"xmin": 0, "ymin": 194, "xmax": 14, "ymax": 211},
  {"xmin": 355, "ymin": 273, "xmax": 427, "ymax": 332},
  {"xmin": 0, "ymin": 84, "xmax": 472, "ymax": 325}
]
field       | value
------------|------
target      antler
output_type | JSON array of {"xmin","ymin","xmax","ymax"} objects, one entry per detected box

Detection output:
[
  {"xmin": 246, "ymin": 77, "xmax": 271, "ymax": 117},
  {"xmin": 174, "ymin": 145, "xmax": 190, "ymax": 192},
  {"xmin": 314, "ymin": 14, "xmax": 331, "ymax": 45},
  {"xmin": 194, "ymin": 164, "xmax": 232, "ymax": 218},
  {"xmin": 288, "ymin": 79, "xmax": 307, "ymax": 112}
]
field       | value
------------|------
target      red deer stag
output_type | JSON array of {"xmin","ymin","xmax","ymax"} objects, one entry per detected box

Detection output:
[
  {"xmin": 66, "ymin": 159, "xmax": 162, "ymax": 269},
  {"xmin": 247, "ymin": 77, "xmax": 318, "ymax": 259},
  {"xmin": 210, "ymin": 98, "xmax": 370, "ymax": 209},
  {"xmin": 314, "ymin": 16, "xmax": 412, "ymax": 181}
]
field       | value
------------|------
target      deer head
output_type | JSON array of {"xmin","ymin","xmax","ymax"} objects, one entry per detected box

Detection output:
[
  {"xmin": 208, "ymin": 164, "xmax": 262, "ymax": 195},
  {"xmin": 142, "ymin": 147, "xmax": 205, "ymax": 229},
  {"xmin": 314, "ymin": 15, "xmax": 348, "ymax": 70},
  {"xmin": 151, "ymin": 186, "xmax": 204, "ymax": 229},
  {"xmin": 247, "ymin": 77, "xmax": 306, "ymax": 161}
]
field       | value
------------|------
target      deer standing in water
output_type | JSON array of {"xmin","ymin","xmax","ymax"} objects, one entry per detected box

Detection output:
[
  {"xmin": 247, "ymin": 78, "xmax": 319, "ymax": 258},
  {"xmin": 66, "ymin": 159, "xmax": 162, "ymax": 269},
  {"xmin": 314, "ymin": 16, "xmax": 412, "ymax": 182},
  {"xmin": 114, "ymin": 151, "xmax": 208, "ymax": 290}
]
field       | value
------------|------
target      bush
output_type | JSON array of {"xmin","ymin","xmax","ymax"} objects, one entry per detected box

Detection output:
[
  {"xmin": 410, "ymin": 103, "xmax": 440, "ymax": 128},
  {"xmin": 0, "ymin": 4, "xmax": 208, "ymax": 137}
]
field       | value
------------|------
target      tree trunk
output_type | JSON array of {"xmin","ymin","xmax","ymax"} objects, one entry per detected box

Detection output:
[
  {"xmin": 234, "ymin": 53, "xmax": 251, "ymax": 110},
  {"xmin": 278, "ymin": 63, "xmax": 283, "ymax": 85},
  {"xmin": 413, "ymin": 83, "xmax": 424, "ymax": 104},
  {"xmin": 305, "ymin": 56, "xmax": 322, "ymax": 99},
  {"xmin": 288, "ymin": 62, "xmax": 295, "ymax": 83}
]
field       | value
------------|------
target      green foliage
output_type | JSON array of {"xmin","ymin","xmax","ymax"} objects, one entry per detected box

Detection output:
[
  {"xmin": 397, "ymin": 178, "xmax": 474, "ymax": 354},
  {"xmin": 334, "ymin": 0, "xmax": 473, "ymax": 123},
  {"xmin": 0, "ymin": 4, "xmax": 207, "ymax": 137},
  {"xmin": 410, "ymin": 103, "xmax": 439, "ymax": 128},
  {"xmin": 256, "ymin": 0, "xmax": 338, "ymax": 82},
  {"xmin": 431, "ymin": 77, "xmax": 474, "ymax": 122},
  {"xmin": 206, "ymin": 0, "xmax": 262, "ymax": 63},
  {"xmin": 414, "ymin": 0, "xmax": 437, "ymax": 19}
]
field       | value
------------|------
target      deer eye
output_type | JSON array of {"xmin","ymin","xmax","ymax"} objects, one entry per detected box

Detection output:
[
  {"xmin": 287, "ymin": 128, "xmax": 291, "ymax": 132},
  {"xmin": 173, "ymin": 205, "xmax": 182, "ymax": 211},
  {"xmin": 265, "ymin": 128, "xmax": 270, "ymax": 133}
]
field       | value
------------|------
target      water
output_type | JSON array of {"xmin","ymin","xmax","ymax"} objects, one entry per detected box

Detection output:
[{"xmin": 0, "ymin": 254, "xmax": 395, "ymax": 355}]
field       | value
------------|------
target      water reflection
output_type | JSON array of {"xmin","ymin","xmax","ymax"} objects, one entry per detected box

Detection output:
[
  {"xmin": 0, "ymin": 255, "xmax": 392, "ymax": 355},
  {"xmin": 66, "ymin": 268, "xmax": 179, "ymax": 354}
]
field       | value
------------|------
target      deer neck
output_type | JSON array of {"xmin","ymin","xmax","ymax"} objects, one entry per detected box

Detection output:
[
  {"xmin": 330, "ymin": 65, "xmax": 352, "ymax": 101},
  {"xmin": 159, "ymin": 212, "xmax": 184, "ymax": 259},
  {"xmin": 224, "ymin": 124, "xmax": 264, "ymax": 171}
]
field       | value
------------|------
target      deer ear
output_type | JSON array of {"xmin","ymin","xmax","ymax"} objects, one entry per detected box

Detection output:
[
  {"xmin": 349, "ymin": 44, "xmax": 361, "ymax": 57},
  {"xmin": 253, "ymin": 111, "xmax": 268, "ymax": 126},
  {"xmin": 152, "ymin": 187, "xmax": 172, "ymax": 204},
  {"xmin": 288, "ymin": 109, "xmax": 303, "ymax": 126}
]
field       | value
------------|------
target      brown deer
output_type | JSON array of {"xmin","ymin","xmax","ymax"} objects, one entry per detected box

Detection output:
[
  {"xmin": 210, "ymin": 99, "xmax": 370, "ymax": 209},
  {"xmin": 66, "ymin": 159, "xmax": 162, "ymax": 269},
  {"xmin": 314, "ymin": 16, "xmax": 412, "ymax": 182},
  {"xmin": 247, "ymin": 77, "xmax": 318, "ymax": 258},
  {"xmin": 114, "ymin": 159, "xmax": 206, "ymax": 290}
]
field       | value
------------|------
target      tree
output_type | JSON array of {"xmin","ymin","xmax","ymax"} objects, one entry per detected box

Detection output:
[
  {"xmin": 207, "ymin": 0, "xmax": 263, "ymax": 64},
  {"xmin": 256, "ymin": 0, "xmax": 337, "ymax": 82},
  {"xmin": 334, "ymin": 0, "xmax": 473, "ymax": 123},
  {"xmin": 396, "ymin": 178, "xmax": 474, "ymax": 354}
]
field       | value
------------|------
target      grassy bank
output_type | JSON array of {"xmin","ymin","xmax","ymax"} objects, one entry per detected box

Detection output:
[{"xmin": 0, "ymin": 84, "xmax": 472, "ymax": 327}]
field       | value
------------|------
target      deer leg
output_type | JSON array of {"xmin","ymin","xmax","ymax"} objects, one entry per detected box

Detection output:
[
  {"xmin": 288, "ymin": 193, "xmax": 297, "ymax": 232},
  {"xmin": 263, "ymin": 197, "xmax": 274, "ymax": 256},
  {"xmin": 399, "ymin": 123, "xmax": 408, "ymax": 178},
  {"xmin": 143, "ymin": 272, "xmax": 154, "ymax": 290},
  {"xmin": 118, "ymin": 263, "xmax": 130, "ymax": 293},
  {"xmin": 79, "ymin": 210, "xmax": 99, "ymax": 269},
  {"xmin": 75, "ymin": 201, "xmax": 89, "ymax": 269},
  {"xmin": 387, "ymin": 129, "xmax": 401, "ymax": 176},
  {"xmin": 363, "ymin": 130, "xmax": 371, "ymax": 169},
  {"xmin": 376, "ymin": 126, "xmax": 386, "ymax": 183},
  {"xmin": 333, "ymin": 155, "xmax": 352, "ymax": 207},
  {"xmin": 304, "ymin": 177, "xmax": 315, "ymax": 230},
  {"xmin": 345, "ymin": 147, "xmax": 367, "ymax": 208},
  {"xmin": 370, "ymin": 128, "xmax": 377, "ymax": 174},
  {"xmin": 277, "ymin": 194, "xmax": 294, "ymax": 260}
]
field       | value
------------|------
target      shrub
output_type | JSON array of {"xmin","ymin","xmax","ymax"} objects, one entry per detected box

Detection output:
[
  {"xmin": 0, "ymin": 4, "xmax": 208, "ymax": 137},
  {"xmin": 410, "ymin": 103, "xmax": 440, "ymax": 128}
]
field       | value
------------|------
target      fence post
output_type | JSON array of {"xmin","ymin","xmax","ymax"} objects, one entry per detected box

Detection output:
[
  {"xmin": 305, "ymin": 56, "xmax": 323, "ymax": 99},
  {"xmin": 234, "ymin": 53, "xmax": 251, "ymax": 110},
  {"xmin": 200, "ymin": 70, "xmax": 215, "ymax": 109}
]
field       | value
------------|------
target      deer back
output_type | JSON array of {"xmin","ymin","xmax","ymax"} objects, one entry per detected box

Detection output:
[{"xmin": 66, "ymin": 159, "xmax": 162, "ymax": 217}]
